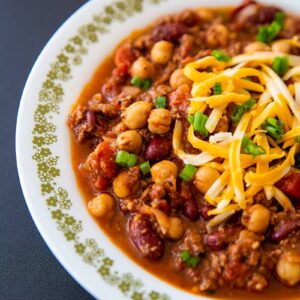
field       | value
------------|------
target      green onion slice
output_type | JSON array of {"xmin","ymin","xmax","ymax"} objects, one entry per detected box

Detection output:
[
  {"xmin": 140, "ymin": 161, "xmax": 151, "ymax": 175},
  {"xmin": 155, "ymin": 96, "xmax": 167, "ymax": 108},
  {"xmin": 242, "ymin": 136, "xmax": 266, "ymax": 157},
  {"xmin": 211, "ymin": 50, "xmax": 231, "ymax": 62},
  {"xmin": 179, "ymin": 164, "xmax": 197, "ymax": 181},
  {"xmin": 180, "ymin": 250, "xmax": 200, "ymax": 268},
  {"xmin": 274, "ymin": 11, "xmax": 285, "ymax": 29},
  {"xmin": 115, "ymin": 151, "xmax": 138, "ymax": 168},
  {"xmin": 262, "ymin": 117, "xmax": 284, "ymax": 140},
  {"xmin": 127, "ymin": 154, "xmax": 138, "ymax": 167},
  {"xmin": 213, "ymin": 82, "xmax": 222, "ymax": 95},
  {"xmin": 187, "ymin": 114, "xmax": 194, "ymax": 124},
  {"xmin": 192, "ymin": 112, "xmax": 208, "ymax": 137},
  {"xmin": 272, "ymin": 56, "xmax": 289, "ymax": 76},
  {"xmin": 257, "ymin": 12, "xmax": 285, "ymax": 43},
  {"xmin": 231, "ymin": 98, "xmax": 256, "ymax": 124},
  {"xmin": 115, "ymin": 151, "xmax": 130, "ymax": 166},
  {"xmin": 131, "ymin": 76, "xmax": 152, "ymax": 90}
]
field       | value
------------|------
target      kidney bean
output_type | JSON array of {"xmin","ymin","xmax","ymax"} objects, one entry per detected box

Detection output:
[
  {"xmin": 204, "ymin": 226, "xmax": 241, "ymax": 251},
  {"xmin": 276, "ymin": 173, "xmax": 300, "ymax": 200},
  {"xmin": 255, "ymin": 6, "xmax": 281, "ymax": 24},
  {"xmin": 152, "ymin": 23, "xmax": 187, "ymax": 42},
  {"xmin": 86, "ymin": 110, "xmax": 96, "ymax": 130},
  {"xmin": 231, "ymin": 1, "xmax": 280, "ymax": 29},
  {"xmin": 231, "ymin": 0, "xmax": 257, "ymax": 20},
  {"xmin": 182, "ymin": 200, "xmax": 199, "ymax": 221},
  {"xmin": 270, "ymin": 220, "xmax": 300, "ymax": 243},
  {"xmin": 144, "ymin": 137, "xmax": 172, "ymax": 162},
  {"xmin": 204, "ymin": 231, "xmax": 228, "ymax": 251},
  {"xmin": 179, "ymin": 183, "xmax": 199, "ymax": 221},
  {"xmin": 129, "ymin": 213, "xmax": 165, "ymax": 260},
  {"xmin": 199, "ymin": 205, "xmax": 214, "ymax": 221}
]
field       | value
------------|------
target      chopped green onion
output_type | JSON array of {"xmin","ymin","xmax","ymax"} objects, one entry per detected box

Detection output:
[
  {"xmin": 115, "ymin": 151, "xmax": 138, "ymax": 168},
  {"xmin": 142, "ymin": 79, "xmax": 152, "ymax": 90},
  {"xmin": 211, "ymin": 50, "xmax": 231, "ymax": 62},
  {"xmin": 193, "ymin": 111, "xmax": 208, "ymax": 137},
  {"xmin": 180, "ymin": 250, "xmax": 200, "ymax": 268},
  {"xmin": 187, "ymin": 114, "xmax": 194, "ymax": 124},
  {"xmin": 295, "ymin": 136, "xmax": 300, "ymax": 143},
  {"xmin": 242, "ymin": 136, "xmax": 266, "ymax": 157},
  {"xmin": 140, "ymin": 161, "xmax": 150, "ymax": 175},
  {"xmin": 131, "ymin": 76, "xmax": 143, "ymax": 87},
  {"xmin": 272, "ymin": 56, "xmax": 289, "ymax": 76},
  {"xmin": 127, "ymin": 154, "xmax": 138, "ymax": 167},
  {"xmin": 262, "ymin": 117, "xmax": 284, "ymax": 140},
  {"xmin": 231, "ymin": 98, "xmax": 256, "ymax": 124},
  {"xmin": 257, "ymin": 22, "xmax": 280, "ymax": 43},
  {"xmin": 115, "ymin": 151, "xmax": 130, "ymax": 167},
  {"xmin": 295, "ymin": 152, "xmax": 300, "ymax": 169},
  {"xmin": 213, "ymin": 82, "xmax": 222, "ymax": 95},
  {"xmin": 155, "ymin": 96, "xmax": 167, "ymax": 108},
  {"xmin": 179, "ymin": 164, "xmax": 197, "ymax": 181},
  {"xmin": 131, "ymin": 76, "xmax": 152, "ymax": 90},
  {"xmin": 274, "ymin": 11, "xmax": 285, "ymax": 29},
  {"xmin": 257, "ymin": 12, "xmax": 285, "ymax": 43}
]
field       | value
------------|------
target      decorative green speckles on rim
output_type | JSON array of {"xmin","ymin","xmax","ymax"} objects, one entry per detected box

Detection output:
[{"xmin": 31, "ymin": 0, "xmax": 170, "ymax": 299}]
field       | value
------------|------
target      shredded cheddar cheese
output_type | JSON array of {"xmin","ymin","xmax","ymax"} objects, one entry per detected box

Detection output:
[{"xmin": 173, "ymin": 46, "xmax": 300, "ymax": 216}]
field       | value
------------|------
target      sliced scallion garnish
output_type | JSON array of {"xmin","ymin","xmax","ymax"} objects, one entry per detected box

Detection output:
[
  {"xmin": 179, "ymin": 164, "xmax": 197, "ymax": 181},
  {"xmin": 140, "ymin": 161, "xmax": 150, "ymax": 175},
  {"xmin": 262, "ymin": 117, "xmax": 284, "ymax": 140},
  {"xmin": 242, "ymin": 136, "xmax": 266, "ymax": 157}
]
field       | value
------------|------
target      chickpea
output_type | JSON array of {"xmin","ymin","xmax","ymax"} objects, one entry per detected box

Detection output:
[
  {"xmin": 167, "ymin": 217, "xmax": 184, "ymax": 240},
  {"xmin": 112, "ymin": 121, "xmax": 127, "ymax": 135},
  {"xmin": 272, "ymin": 39, "xmax": 291, "ymax": 53},
  {"xmin": 244, "ymin": 41, "xmax": 270, "ymax": 53},
  {"xmin": 130, "ymin": 57, "xmax": 154, "ymax": 79},
  {"xmin": 194, "ymin": 166, "xmax": 220, "ymax": 194},
  {"xmin": 148, "ymin": 108, "xmax": 171, "ymax": 134},
  {"xmin": 113, "ymin": 171, "xmax": 139, "ymax": 198},
  {"xmin": 206, "ymin": 24, "xmax": 229, "ymax": 46},
  {"xmin": 151, "ymin": 41, "xmax": 173, "ymax": 64},
  {"xmin": 195, "ymin": 8, "xmax": 214, "ymax": 22},
  {"xmin": 116, "ymin": 130, "xmax": 142, "ymax": 154},
  {"xmin": 88, "ymin": 194, "xmax": 114, "ymax": 219},
  {"xmin": 151, "ymin": 160, "xmax": 178, "ymax": 184},
  {"xmin": 169, "ymin": 69, "xmax": 192, "ymax": 89},
  {"xmin": 277, "ymin": 251, "xmax": 300, "ymax": 286},
  {"xmin": 123, "ymin": 101, "xmax": 152, "ymax": 129},
  {"xmin": 242, "ymin": 204, "xmax": 270, "ymax": 233},
  {"xmin": 237, "ymin": 230, "xmax": 261, "ymax": 247}
]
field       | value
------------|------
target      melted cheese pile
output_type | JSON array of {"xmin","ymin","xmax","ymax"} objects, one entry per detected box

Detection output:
[{"xmin": 173, "ymin": 51, "xmax": 300, "ymax": 221}]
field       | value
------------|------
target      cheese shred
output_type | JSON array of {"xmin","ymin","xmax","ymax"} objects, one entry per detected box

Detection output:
[{"xmin": 178, "ymin": 48, "xmax": 300, "ymax": 215}]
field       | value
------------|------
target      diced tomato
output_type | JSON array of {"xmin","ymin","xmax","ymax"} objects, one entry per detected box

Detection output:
[
  {"xmin": 168, "ymin": 84, "xmax": 191, "ymax": 116},
  {"xmin": 114, "ymin": 42, "xmax": 136, "ymax": 67},
  {"xmin": 87, "ymin": 141, "xmax": 118, "ymax": 191}
]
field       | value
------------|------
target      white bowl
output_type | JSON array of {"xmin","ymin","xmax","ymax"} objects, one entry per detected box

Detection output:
[{"xmin": 16, "ymin": 0, "xmax": 300, "ymax": 299}]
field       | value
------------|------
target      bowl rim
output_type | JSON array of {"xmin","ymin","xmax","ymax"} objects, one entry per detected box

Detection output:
[{"xmin": 15, "ymin": 0, "xmax": 300, "ymax": 299}]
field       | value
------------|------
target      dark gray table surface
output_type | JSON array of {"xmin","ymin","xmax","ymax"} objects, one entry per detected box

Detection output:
[{"xmin": 0, "ymin": 1, "xmax": 94, "ymax": 299}]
